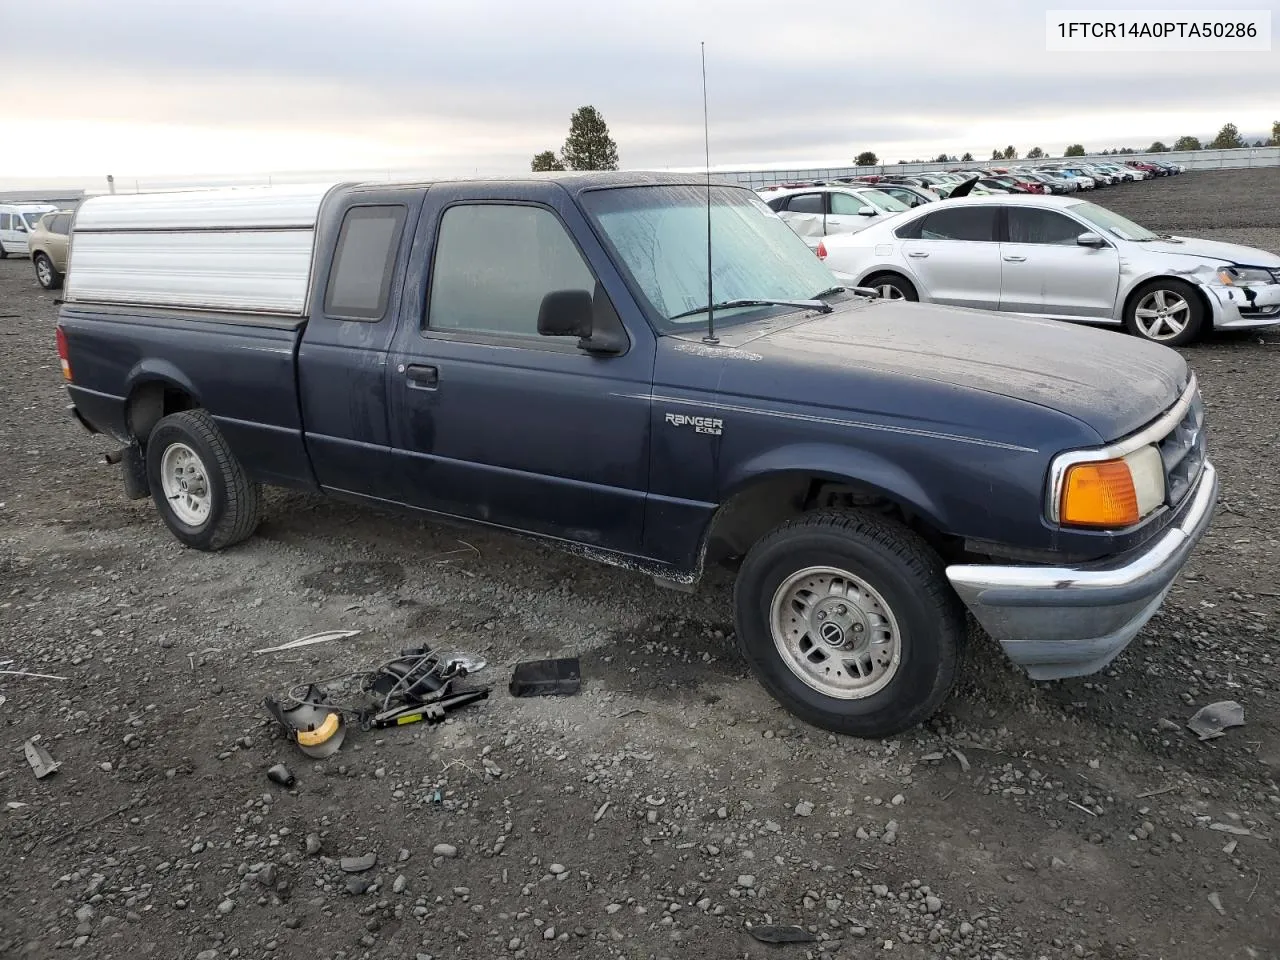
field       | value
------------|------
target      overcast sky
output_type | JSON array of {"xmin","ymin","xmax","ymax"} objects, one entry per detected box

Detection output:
[{"xmin": 1, "ymin": 0, "xmax": 1276, "ymax": 188}]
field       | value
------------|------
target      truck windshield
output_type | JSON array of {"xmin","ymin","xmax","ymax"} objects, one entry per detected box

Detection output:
[{"xmin": 581, "ymin": 184, "xmax": 840, "ymax": 334}]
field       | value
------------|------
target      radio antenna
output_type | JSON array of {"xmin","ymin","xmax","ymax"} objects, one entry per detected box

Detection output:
[{"xmin": 701, "ymin": 41, "xmax": 718, "ymax": 345}]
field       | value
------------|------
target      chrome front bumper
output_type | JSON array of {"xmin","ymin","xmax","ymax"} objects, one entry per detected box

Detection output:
[{"xmin": 945, "ymin": 461, "xmax": 1217, "ymax": 680}]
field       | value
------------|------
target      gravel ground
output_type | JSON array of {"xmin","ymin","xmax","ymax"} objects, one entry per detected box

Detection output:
[{"xmin": 2, "ymin": 168, "xmax": 1279, "ymax": 960}]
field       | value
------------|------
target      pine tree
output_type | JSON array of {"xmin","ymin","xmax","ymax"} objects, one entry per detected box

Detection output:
[{"xmin": 560, "ymin": 106, "xmax": 620, "ymax": 171}]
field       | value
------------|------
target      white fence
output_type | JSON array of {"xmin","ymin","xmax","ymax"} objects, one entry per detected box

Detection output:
[{"xmin": 705, "ymin": 146, "xmax": 1280, "ymax": 189}]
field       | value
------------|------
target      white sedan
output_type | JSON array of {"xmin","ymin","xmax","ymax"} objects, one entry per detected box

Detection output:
[
  {"xmin": 757, "ymin": 185, "xmax": 911, "ymax": 249},
  {"xmin": 818, "ymin": 194, "xmax": 1280, "ymax": 345}
]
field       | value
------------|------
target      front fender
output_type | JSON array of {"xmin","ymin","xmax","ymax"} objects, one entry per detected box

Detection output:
[
  {"xmin": 1115, "ymin": 264, "xmax": 1228, "ymax": 323},
  {"xmin": 720, "ymin": 442, "xmax": 948, "ymax": 531}
]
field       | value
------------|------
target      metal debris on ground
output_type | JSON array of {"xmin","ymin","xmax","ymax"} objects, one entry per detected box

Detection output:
[
  {"xmin": 266, "ymin": 763, "xmax": 296, "ymax": 787},
  {"xmin": 0, "ymin": 669, "xmax": 69, "ymax": 681},
  {"xmin": 509, "ymin": 656, "xmax": 581, "ymax": 697},
  {"xmin": 747, "ymin": 924, "xmax": 818, "ymax": 944},
  {"xmin": 24, "ymin": 737, "xmax": 61, "ymax": 779},
  {"xmin": 253, "ymin": 629, "xmax": 362, "ymax": 655},
  {"xmin": 1187, "ymin": 700, "xmax": 1245, "ymax": 741},
  {"xmin": 263, "ymin": 643, "xmax": 489, "ymax": 753}
]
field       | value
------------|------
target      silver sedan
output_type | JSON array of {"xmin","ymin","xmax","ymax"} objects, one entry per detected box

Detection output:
[{"xmin": 819, "ymin": 194, "xmax": 1280, "ymax": 345}]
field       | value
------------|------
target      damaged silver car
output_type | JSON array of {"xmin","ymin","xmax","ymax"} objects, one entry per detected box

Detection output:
[{"xmin": 818, "ymin": 194, "xmax": 1280, "ymax": 345}]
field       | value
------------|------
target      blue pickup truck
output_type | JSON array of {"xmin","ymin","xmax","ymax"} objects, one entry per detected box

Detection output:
[{"xmin": 55, "ymin": 172, "xmax": 1216, "ymax": 737}]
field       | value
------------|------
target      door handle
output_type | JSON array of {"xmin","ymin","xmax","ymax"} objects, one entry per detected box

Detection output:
[
  {"xmin": 906, "ymin": 251, "xmax": 929, "ymax": 259},
  {"xmin": 1003, "ymin": 255, "xmax": 1027, "ymax": 262},
  {"xmin": 405, "ymin": 364, "xmax": 439, "ymax": 389}
]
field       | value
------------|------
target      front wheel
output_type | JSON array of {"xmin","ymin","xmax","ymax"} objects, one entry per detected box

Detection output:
[
  {"xmin": 733, "ymin": 510, "xmax": 962, "ymax": 738},
  {"xmin": 1124, "ymin": 279, "xmax": 1204, "ymax": 346},
  {"xmin": 145, "ymin": 410, "xmax": 261, "ymax": 550},
  {"xmin": 862, "ymin": 273, "xmax": 919, "ymax": 302},
  {"xmin": 34, "ymin": 253, "xmax": 62, "ymax": 290}
]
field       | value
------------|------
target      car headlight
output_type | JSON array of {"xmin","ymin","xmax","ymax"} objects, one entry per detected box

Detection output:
[
  {"xmin": 1050, "ymin": 444, "xmax": 1165, "ymax": 528},
  {"xmin": 1217, "ymin": 265, "xmax": 1276, "ymax": 286}
]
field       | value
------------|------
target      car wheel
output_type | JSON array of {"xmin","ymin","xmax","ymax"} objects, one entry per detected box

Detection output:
[
  {"xmin": 0, "ymin": 242, "xmax": 8, "ymax": 259},
  {"xmin": 1124, "ymin": 279, "xmax": 1204, "ymax": 346},
  {"xmin": 145, "ymin": 409, "xmax": 262, "ymax": 550},
  {"xmin": 33, "ymin": 253, "xmax": 63, "ymax": 290},
  {"xmin": 863, "ymin": 273, "xmax": 919, "ymax": 302},
  {"xmin": 733, "ymin": 510, "xmax": 963, "ymax": 738}
]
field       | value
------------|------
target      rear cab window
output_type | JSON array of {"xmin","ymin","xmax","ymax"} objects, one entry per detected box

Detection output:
[{"xmin": 323, "ymin": 205, "xmax": 407, "ymax": 320}]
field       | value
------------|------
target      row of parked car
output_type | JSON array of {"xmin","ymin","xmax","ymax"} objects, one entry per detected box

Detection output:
[
  {"xmin": 0, "ymin": 200, "xmax": 73, "ymax": 289},
  {"xmin": 757, "ymin": 159, "xmax": 1187, "ymax": 248},
  {"xmin": 754, "ymin": 164, "xmax": 1278, "ymax": 347}
]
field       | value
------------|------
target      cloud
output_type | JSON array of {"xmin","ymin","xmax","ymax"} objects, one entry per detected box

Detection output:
[{"xmin": 0, "ymin": 0, "xmax": 1275, "ymax": 183}]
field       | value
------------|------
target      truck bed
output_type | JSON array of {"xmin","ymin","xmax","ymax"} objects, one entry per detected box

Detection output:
[{"xmin": 59, "ymin": 304, "xmax": 318, "ymax": 491}]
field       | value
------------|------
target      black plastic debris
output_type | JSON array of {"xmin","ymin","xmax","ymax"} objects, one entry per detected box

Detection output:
[
  {"xmin": 266, "ymin": 763, "xmax": 296, "ymax": 787},
  {"xmin": 747, "ymin": 925, "xmax": 818, "ymax": 944},
  {"xmin": 509, "ymin": 657, "xmax": 581, "ymax": 697}
]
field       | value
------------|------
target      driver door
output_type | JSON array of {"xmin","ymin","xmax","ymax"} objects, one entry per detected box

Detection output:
[
  {"xmin": 824, "ymin": 190, "xmax": 883, "ymax": 235},
  {"xmin": 998, "ymin": 207, "xmax": 1119, "ymax": 318},
  {"xmin": 386, "ymin": 186, "xmax": 657, "ymax": 554}
]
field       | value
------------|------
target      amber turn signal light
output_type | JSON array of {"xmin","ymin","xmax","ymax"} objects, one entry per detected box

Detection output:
[{"xmin": 1059, "ymin": 459, "xmax": 1139, "ymax": 528}]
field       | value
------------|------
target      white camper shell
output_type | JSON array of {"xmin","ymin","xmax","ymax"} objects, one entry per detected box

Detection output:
[{"xmin": 66, "ymin": 183, "xmax": 339, "ymax": 315}]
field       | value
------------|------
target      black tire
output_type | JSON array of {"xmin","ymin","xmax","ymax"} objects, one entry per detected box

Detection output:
[
  {"xmin": 145, "ymin": 410, "xmax": 261, "ymax": 550},
  {"xmin": 0, "ymin": 242, "xmax": 8, "ymax": 259},
  {"xmin": 863, "ymin": 272, "xmax": 919, "ymax": 302},
  {"xmin": 33, "ymin": 253, "xmax": 63, "ymax": 290},
  {"xmin": 1123, "ymin": 278, "xmax": 1204, "ymax": 347},
  {"xmin": 733, "ymin": 510, "xmax": 963, "ymax": 738}
]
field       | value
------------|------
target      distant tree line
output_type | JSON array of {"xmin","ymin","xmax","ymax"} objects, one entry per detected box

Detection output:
[{"xmin": 851, "ymin": 120, "xmax": 1278, "ymax": 167}]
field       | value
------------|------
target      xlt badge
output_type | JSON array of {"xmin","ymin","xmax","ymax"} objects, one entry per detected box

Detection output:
[{"xmin": 665, "ymin": 412, "xmax": 723, "ymax": 436}]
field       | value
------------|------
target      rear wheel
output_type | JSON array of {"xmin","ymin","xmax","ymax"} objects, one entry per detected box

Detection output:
[
  {"xmin": 0, "ymin": 242, "xmax": 8, "ymax": 259},
  {"xmin": 145, "ymin": 410, "xmax": 261, "ymax": 550},
  {"xmin": 1124, "ymin": 278, "xmax": 1204, "ymax": 346},
  {"xmin": 863, "ymin": 273, "xmax": 919, "ymax": 302},
  {"xmin": 33, "ymin": 253, "xmax": 62, "ymax": 290},
  {"xmin": 733, "ymin": 510, "xmax": 962, "ymax": 738}
]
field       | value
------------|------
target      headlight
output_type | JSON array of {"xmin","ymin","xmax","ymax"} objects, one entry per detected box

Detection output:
[
  {"xmin": 1217, "ymin": 266, "xmax": 1276, "ymax": 286},
  {"xmin": 1051, "ymin": 444, "xmax": 1165, "ymax": 528}
]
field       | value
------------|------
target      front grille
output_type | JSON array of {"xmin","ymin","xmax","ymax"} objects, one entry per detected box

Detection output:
[{"xmin": 1157, "ymin": 389, "xmax": 1206, "ymax": 507}]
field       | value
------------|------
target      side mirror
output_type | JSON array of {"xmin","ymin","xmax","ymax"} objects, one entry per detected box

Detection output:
[
  {"xmin": 857, "ymin": 206, "xmax": 877, "ymax": 217},
  {"xmin": 537, "ymin": 289, "xmax": 593, "ymax": 339},
  {"xmin": 15, "ymin": 222, "xmax": 27, "ymax": 232},
  {"xmin": 1076, "ymin": 232, "xmax": 1106, "ymax": 248}
]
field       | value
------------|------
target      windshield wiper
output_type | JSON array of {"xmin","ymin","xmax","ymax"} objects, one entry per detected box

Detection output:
[
  {"xmin": 816, "ymin": 284, "xmax": 881, "ymax": 300},
  {"xmin": 668, "ymin": 298, "xmax": 833, "ymax": 321}
]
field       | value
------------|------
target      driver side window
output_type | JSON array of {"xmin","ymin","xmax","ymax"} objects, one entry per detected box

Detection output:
[
  {"xmin": 427, "ymin": 203, "xmax": 596, "ymax": 338},
  {"xmin": 829, "ymin": 192, "xmax": 869, "ymax": 216},
  {"xmin": 1006, "ymin": 208, "xmax": 1091, "ymax": 246}
]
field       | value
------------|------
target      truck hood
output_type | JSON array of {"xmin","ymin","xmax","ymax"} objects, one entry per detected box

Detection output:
[
  {"xmin": 1142, "ymin": 236, "xmax": 1280, "ymax": 268},
  {"xmin": 721, "ymin": 299, "xmax": 1187, "ymax": 441}
]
